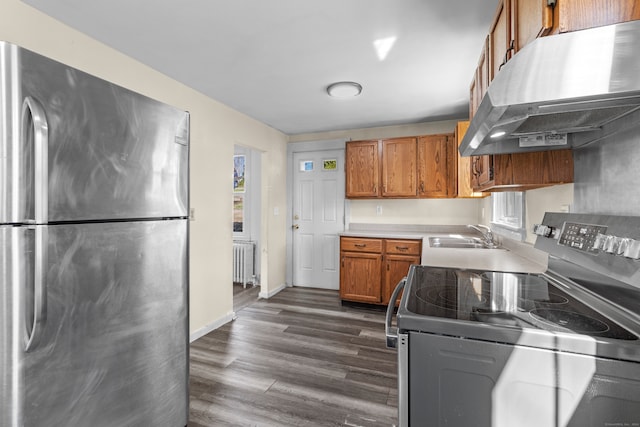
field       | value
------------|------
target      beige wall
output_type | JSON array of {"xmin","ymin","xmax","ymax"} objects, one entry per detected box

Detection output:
[{"xmin": 1, "ymin": 0, "xmax": 289, "ymax": 337}]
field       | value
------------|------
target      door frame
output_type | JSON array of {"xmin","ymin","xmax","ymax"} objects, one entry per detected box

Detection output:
[{"xmin": 286, "ymin": 139, "xmax": 347, "ymax": 288}]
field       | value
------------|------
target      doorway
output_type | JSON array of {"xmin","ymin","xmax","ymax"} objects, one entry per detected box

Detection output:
[
  {"xmin": 233, "ymin": 145, "xmax": 261, "ymax": 311},
  {"xmin": 291, "ymin": 149, "xmax": 345, "ymax": 289}
]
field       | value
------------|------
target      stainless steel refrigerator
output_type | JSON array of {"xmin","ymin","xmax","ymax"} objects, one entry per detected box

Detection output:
[{"xmin": 0, "ymin": 42, "xmax": 189, "ymax": 427}]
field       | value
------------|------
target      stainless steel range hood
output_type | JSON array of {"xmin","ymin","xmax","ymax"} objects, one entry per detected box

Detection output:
[{"xmin": 459, "ymin": 20, "xmax": 640, "ymax": 156}]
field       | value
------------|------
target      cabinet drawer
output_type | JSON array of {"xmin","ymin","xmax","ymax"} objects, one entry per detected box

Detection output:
[
  {"xmin": 340, "ymin": 237, "xmax": 383, "ymax": 253},
  {"xmin": 385, "ymin": 239, "xmax": 422, "ymax": 255}
]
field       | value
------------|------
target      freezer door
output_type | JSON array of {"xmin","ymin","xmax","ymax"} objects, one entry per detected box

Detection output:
[
  {"xmin": 22, "ymin": 220, "xmax": 188, "ymax": 427},
  {"xmin": 3, "ymin": 42, "xmax": 189, "ymax": 223}
]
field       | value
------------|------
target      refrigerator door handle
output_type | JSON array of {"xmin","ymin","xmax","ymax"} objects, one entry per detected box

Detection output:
[
  {"xmin": 22, "ymin": 96, "xmax": 49, "ymax": 224},
  {"xmin": 22, "ymin": 97, "xmax": 49, "ymax": 352},
  {"xmin": 25, "ymin": 225, "xmax": 47, "ymax": 352}
]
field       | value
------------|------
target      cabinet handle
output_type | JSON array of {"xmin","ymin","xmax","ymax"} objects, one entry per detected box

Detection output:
[
  {"xmin": 499, "ymin": 40, "xmax": 516, "ymax": 71},
  {"xmin": 355, "ymin": 243, "xmax": 366, "ymax": 248},
  {"xmin": 472, "ymin": 157, "xmax": 480, "ymax": 176},
  {"xmin": 396, "ymin": 246, "xmax": 409, "ymax": 251},
  {"xmin": 373, "ymin": 185, "xmax": 377, "ymax": 194},
  {"xmin": 419, "ymin": 182, "xmax": 425, "ymax": 193}
]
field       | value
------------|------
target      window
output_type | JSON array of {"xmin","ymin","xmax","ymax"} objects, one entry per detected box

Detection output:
[
  {"xmin": 491, "ymin": 192, "xmax": 526, "ymax": 240},
  {"xmin": 233, "ymin": 154, "xmax": 246, "ymax": 234}
]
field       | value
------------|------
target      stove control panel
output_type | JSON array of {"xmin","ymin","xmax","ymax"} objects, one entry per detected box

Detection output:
[
  {"xmin": 557, "ymin": 222, "xmax": 607, "ymax": 254},
  {"xmin": 549, "ymin": 221, "xmax": 640, "ymax": 260}
]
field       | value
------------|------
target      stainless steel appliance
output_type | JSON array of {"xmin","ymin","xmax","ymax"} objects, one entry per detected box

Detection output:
[
  {"xmin": 459, "ymin": 20, "xmax": 640, "ymax": 156},
  {"xmin": 386, "ymin": 213, "xmax": 640, "ymax": 427},
  {"xmin": 0, "ymin": 42, "xmax": 189, "ymax": 427}
]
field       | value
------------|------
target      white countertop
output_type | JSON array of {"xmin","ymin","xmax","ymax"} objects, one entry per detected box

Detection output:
[{"xmin": 341, "ymin": 224, "xmax": 548, "ymax": 274}]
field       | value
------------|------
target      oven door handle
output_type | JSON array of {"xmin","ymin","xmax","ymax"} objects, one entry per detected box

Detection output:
[{"xmin": 385, "ymin": 277, "xmax": 406, "ymax": 349}]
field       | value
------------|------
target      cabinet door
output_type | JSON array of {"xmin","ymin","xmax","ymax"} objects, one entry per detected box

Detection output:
[
  {"xmin": 496, "ymin": 149, "xmax": 573, "ymax": 187},
  {"xmin": 456, "ymin": 122, "xmax": 487, "ymax": 198},
  {"xmin": 381, "ymin": 138, "xmax": 417, "ymax": 197},
  {"xmin": 417, "ymin": 134, "xmax": 455, "ymax": 198},
  {"xmin": 557, "ymin": 0, "xmax": 640, "ymax": 33},
  {"xmin": 511, "ymin": 0, "xmax": 553, "ymax": 51},
  {"xmin": 488, "ymin": 0, "xmax": 512, "ymax": 81},
  {"xmin": 469, "ymin": 37, "xmax": 489, "ymax": 121},
  {"xmin": 340, "ymin": 252, "xmax": 382, "ymax": 303},
  {"xmin": 345, "ymin": 140, "xmax": 380, "ymax": 198},
  {"xmin": 384, "ymin": 254, "xmax": 420, "ymax": 306},
  {"xmin": 471, "ymin": 155, "xmax": 494, "ymax": 191}
]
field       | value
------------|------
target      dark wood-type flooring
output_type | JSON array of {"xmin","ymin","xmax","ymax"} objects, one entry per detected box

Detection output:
[{"xmin": 189, "ymin": 287, "xmax": 398, "ymax": 427}]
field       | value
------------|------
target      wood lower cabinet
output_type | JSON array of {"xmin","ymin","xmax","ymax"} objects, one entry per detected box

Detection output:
[
  {"xmin": 340, "ymin": 237, "xmax": 421, "ymax": 305},
  {"xmin": 383, "ymin": 240, "xmax": 421, "ymax": 305}
]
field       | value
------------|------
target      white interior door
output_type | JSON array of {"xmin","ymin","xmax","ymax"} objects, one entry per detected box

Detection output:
[{"xmin": 292, "ymin": 150, "xmax": 345, "ymax": 289}]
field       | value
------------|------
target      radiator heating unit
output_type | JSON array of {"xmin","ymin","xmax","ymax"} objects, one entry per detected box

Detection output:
[{"xmin": 233, "ymin": 241, "xmax": 255, "ymax": 287}]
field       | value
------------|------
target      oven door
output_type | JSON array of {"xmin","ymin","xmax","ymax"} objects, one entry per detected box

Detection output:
[{"xmin": 407, "ymin": 331, "xmax": 640, "ymax": 427}]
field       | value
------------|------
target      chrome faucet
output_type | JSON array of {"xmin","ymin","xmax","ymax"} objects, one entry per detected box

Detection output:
[{"xmin": 467, "ymin": 224, "xmax": 497, "ymax": 248}]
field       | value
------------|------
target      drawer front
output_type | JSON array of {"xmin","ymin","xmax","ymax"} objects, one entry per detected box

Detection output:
[
  {"xmin": 385, "ymin": 239, "xmax": 422, "ymax": 255},
  {"xmin": 340, "ymin": 237, "xmax": 383, "ymax": 253}
]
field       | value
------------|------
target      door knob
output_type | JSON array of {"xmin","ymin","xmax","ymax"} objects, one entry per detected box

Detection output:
[{"xmin": 292, "ymin": 224, "xmax": 300, "ymax": 230}]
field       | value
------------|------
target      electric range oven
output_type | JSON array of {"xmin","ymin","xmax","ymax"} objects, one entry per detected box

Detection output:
[{"xmin": 386, "ymin": 213, "xmax": 640, "ymax": 427}]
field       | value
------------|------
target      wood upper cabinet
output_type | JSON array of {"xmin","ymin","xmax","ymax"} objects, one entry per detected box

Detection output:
[
  {"xmin": 489, "ymin": 0, "xmax": 512, "ymax": 82},
  {"xmin": 470, "ymin": 37, "xmax": 489, "ymax": 121},
  {"xmin": 553, "ymin": 0, "xmax": 640, "ymax": 34},
  {"xmin": 455, "ymin": 122, "xmax": 488, "ymax": 198},
  {"xmin": 381, "ymin": 137, "xmax": 417, "ymax": 197},
  {"xmin": 470, "ymin": 0, "xmax": 640, "ymax": 119},
  {"xmin": 511, "ymin": 0, "xmax": 554, "ymax": 51},
  {"xmin": 417, "ymin": 134, "xmax": 456, "ymax": 198},
  {"xmin": 345, "ymin": 140, "xmax": 380, "ymax": 198},
  {"xmin": 472, "ymin": 149, "xmax": 573, "ymax": 192},
  {"xmin": 471, "ymin": 155, "xmax": 494, "ymax": 190}
]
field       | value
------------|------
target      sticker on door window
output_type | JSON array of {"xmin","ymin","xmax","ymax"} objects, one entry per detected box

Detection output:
[
  {"xmin": 299, "ymin": 160, "xmax": 313, "ymax": 171},
  {"xmin": 323, "ymin": 159, "xmax": 337, "ymax": 170}
]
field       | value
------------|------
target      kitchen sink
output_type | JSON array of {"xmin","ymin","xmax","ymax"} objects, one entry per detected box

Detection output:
[{"xmin": 428, "ymin": 236, "xmax": 500, "ymax": 249}]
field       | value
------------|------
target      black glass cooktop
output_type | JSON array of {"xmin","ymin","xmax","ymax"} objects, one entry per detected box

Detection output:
[{"xmin": 405, "ymin": 267, "xmax": 637, "ymax": 340}]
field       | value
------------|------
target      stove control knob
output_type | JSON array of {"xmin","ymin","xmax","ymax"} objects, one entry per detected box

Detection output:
[
  {"xmin": 592, "ymin": 233, "xmax": 607, "ymax": 251},
  {"xmin": 623, "ymin": 239, "xmax": 640, "ymax": 260},
  {"xmin": 603, "ymin": 235, "xmax": 621, "ymax": 254}
]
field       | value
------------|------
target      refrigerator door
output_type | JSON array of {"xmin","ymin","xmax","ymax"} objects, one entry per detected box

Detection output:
[
  {"xmin": 1, "ymin": 42, "xmax": 189, "ymax": 224},
  {"xmin": 21, "ymin": 219, "xmax": 188, "ymax": 427},
  {"xmin": 1, "ymin": 225, "xmax": 28, "ymax": 427}
]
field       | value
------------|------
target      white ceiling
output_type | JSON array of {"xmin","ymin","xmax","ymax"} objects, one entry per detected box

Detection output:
[{"xmin": 23, "ymin": 0, "xmax": 497, "ymax": 135}]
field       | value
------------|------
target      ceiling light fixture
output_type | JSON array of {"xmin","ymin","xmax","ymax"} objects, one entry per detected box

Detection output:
[{"xmin": 327, "ymin": 81, "xmax": 362, "ymax": 98}]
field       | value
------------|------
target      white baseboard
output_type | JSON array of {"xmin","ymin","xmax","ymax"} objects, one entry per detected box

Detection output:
[
  {"xmin": 189, "ymin": 311, "xmax": 235, "ymax": 343},
  {"xmin": 258, "ymin": 283, "xmax": 289, "ymax": 299}
]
